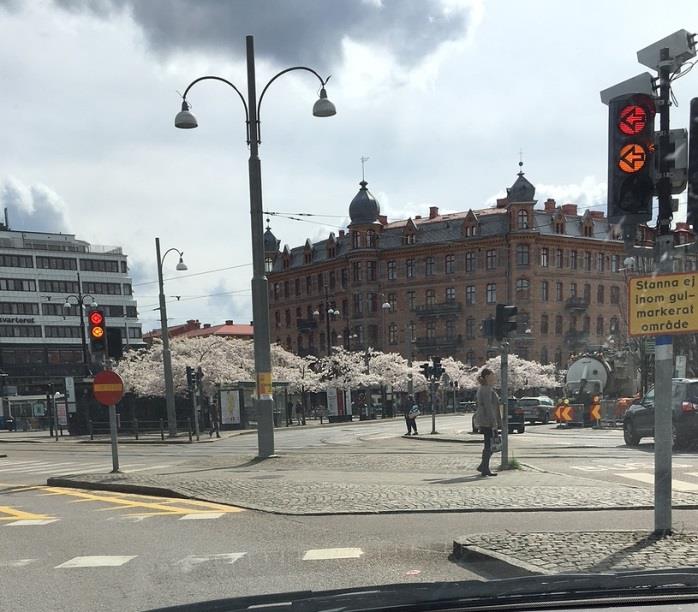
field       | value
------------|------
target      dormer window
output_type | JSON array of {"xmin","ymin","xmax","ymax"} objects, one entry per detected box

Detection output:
[
  {"xmin": 402, "ymin": 233, "xmax": 416, "ymax": 245},
  {"xmin": 517, "ymin": 209, "xmax": 529, "ymax": 229},
  {"xmin": 304, "ymin": 252, "xmax": 312, "ymax": 264},
  {"xmin": 555, "ymin": 218, "xmax": 565, "ymax": 234},
  {"xmin": 464, "ymin": 225, "xmax": 477, "ymax": 237},
  {"xmin": 328, "ymin": 246, "xmax": 336, "ymax": 258}
]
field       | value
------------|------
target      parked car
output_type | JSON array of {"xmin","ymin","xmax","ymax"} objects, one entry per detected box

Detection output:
[
  {"xmin": 518, "ymin": 396, "xmax": 554, "ymax": 424},
  {"xmin": 623, "ymin": 379, "xmax": 698, "ymax": 449},
  {"xmin": 471, "ymin": 398, "xmax": 525, "ymax": 434}
]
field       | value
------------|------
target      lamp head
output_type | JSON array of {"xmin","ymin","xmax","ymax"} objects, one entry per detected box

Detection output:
[
  {"xmin": 176, "ymin": 255, "xmax": 188, "ymax": 271},
  {"xmin": 175, "ymin": 100, "xmax": 198, "ymax": 129},
  {"xmin": 312, "ymin": 87, "xmax": 336, "ymax": 117}
]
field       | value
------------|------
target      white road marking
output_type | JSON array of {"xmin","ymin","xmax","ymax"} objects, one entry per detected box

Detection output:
[
  {"xmin": 616, "ymin": 472, "xmax": 698, "ymax": 492},
  {"xmin": 179, "ymin": 512, "xmax": 225, "ymax": 520},
  {"xmin": 6, "ymin": 519, "xmax": 59, "ymax": 526},
  {"xmin": 122, "ymin": 464, "xmax": 172, "ymax": 473},
  {"xmin": 55, "ymin": 555, "xmax": 136, "ymax": 568},
  {"xmin": 177, "ymin": 553, "xmax": 246, "ymax": 572},
  {"xmin": 303, "ymin": 548, "xmax": 364, "ymax": 560},
  {"xmin": 0, "ymin": 559, "xmax": 37, "ymax": 567}
]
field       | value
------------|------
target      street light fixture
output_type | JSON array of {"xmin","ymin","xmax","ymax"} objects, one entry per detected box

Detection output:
[
  {"xmin": 175, "ymin": 36, "xmax": 336, "ymax": 459},
  {"xmin": 64, "ymin": 273, "xmax": 98, "ymax": 376},
  {"xmin": 155, "ymin": 237, "xmax": 188, "ymax": 437}
]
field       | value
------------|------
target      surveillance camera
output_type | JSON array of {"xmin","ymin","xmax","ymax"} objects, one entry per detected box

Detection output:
[{"xmin": 637, "ymin": 29, "xmax": 696, "ymax": 73}]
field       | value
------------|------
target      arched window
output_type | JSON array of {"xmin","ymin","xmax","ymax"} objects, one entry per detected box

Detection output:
[{"xmin": 517, "ymin": 209, "xmax": 529, "ymax": 229}]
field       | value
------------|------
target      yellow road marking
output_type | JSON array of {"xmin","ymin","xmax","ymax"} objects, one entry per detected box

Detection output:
[{"xmin": 0, "ymin": 506, "xmax": 53, "ymax": 521}]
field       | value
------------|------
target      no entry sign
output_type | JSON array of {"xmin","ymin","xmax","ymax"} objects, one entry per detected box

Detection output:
[{"xmin": 93, "ymin": 370, "xmax": 125, "ymax": 406}]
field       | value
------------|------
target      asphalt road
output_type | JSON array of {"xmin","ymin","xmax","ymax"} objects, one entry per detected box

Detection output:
[{"xmin": 3, "ymin": 417, "xmax": 698, "ymax": 611}]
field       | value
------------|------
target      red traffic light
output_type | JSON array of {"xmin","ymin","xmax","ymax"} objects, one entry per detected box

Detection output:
[
  {"xmin": 618, "ymin": 104, "xmax": 648, "ymax": 135},
  {"xmin": 89, "ymin": 310, "xmax": 104, "ymax": 326}
]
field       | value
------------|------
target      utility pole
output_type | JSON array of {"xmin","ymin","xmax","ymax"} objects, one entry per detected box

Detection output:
[{"xmin": 500, "ymin": 342, "xmax": 510, "ymax": 467}]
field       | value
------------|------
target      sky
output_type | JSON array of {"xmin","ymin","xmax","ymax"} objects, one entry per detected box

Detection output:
[{"xmin": 1, "ymin": 0, "xmax": 698, "ymax": 332}]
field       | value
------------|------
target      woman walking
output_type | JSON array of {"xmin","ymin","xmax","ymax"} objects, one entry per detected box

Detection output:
[{"xmin": 474, "ymin": 368, "xmax": 502, "ymax": 477}]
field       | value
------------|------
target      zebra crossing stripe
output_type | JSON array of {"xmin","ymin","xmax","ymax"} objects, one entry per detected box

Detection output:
[
  {"xmin": 303, "ymin": 548, "xmax": 364, "ymax": 560},
  {"xmin": 616, "ymin": 472, "xmax": 698, "ymax": 492},
  {"xmin": 55, "ymin": 555, "xmax": 136, "ymax": 568}
]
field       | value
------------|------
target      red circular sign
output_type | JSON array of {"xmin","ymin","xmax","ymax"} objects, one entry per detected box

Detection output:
[
  {"xmin": 89, "ymin": 311, "xmax": 104, "ymax": 326},
  {"xmin": 93, "ymin": 370, "xmax": 125, "ymax": 406},
  {"xmin": 618, "ymin": 104, "xmax": 647, "ymax": 135}
]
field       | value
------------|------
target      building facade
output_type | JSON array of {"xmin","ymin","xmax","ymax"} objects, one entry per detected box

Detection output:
[
  {"xmin": 266, "ymin": 170, "xmax": 693, "ymax": 368},
  {"xmin": 144, "ymin": 319, "xmax": 254, "ymax": 344},
  {"xmin": 0, "ymin": 226, "xmax": 143, "ymax": 388}
]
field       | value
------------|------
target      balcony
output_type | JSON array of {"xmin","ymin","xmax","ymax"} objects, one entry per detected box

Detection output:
[
  {"xmin": 414, "ymin": 302, "xmax": 462, "ymax": 318},
  {"xmin": 415, "ymin": 334, "xmax": 463, "ymax": 351},
  {"xmin": 565, "ymin": 296, "xmax": 589, "ymax": 311},
  {"xmin": 296, "ymin": 318, "xmax": 318, "ymax": 333}
]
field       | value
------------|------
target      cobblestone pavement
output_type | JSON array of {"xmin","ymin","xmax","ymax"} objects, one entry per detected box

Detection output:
[
  {"xmin": 454, "ymin": 531, "xmax": 698, "ymax": 575},
  {"xmin": 47, "ymin": 451, "xmax": 698, "ymax": 515}
]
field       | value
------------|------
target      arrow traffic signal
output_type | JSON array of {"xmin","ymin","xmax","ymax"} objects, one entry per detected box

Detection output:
[
  {"xmin": 494, "ymin": 304, "xmax": 518, "ymax": 341},
  {"xmin": 87, "ymin": 309, "xmax": 107, "ymax": 353},
  {"xmin": 607, "ymin": 93, "xmax": 656, "ymax": 225}
]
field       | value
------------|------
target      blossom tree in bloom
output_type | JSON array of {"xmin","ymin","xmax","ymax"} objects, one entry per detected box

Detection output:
[
  {"xmin": 481, "ymin": 354, "xmax": 559, "ymax": 392},
  {"xmin": 366, "ymin": 350, "xmax": 410, "ymax": 391}
]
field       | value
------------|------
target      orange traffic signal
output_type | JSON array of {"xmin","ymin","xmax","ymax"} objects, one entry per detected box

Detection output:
[{"xmin": 87, "ymin": 308, "xmax": 107, "ymax": 352}]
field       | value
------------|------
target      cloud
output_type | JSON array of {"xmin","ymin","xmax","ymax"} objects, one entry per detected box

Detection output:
[
  {"xmin": 53, "ymin": 0, "xmax": 474, "ymax": 68},
  {"xmin": 0, "ymin": 177, "xmax": 72, "ymax": 233}
]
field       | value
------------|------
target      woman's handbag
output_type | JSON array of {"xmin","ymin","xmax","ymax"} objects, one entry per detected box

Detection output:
[
  {"xmin": 491, "ymin": 434, "xmax": 503, "ymax": 453},
  {"xmin": 408, "ymin": 406, "xmax": 420, "ymax": 419}
]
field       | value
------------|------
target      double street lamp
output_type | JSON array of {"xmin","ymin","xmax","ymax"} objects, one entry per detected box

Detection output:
[
  {"xmin": 63, "ymin": 272, "xmax": 97, "ymax": 375},
  {"xmin": 313, "ymin": 287, "xmax": 340, "ymax": 356},
  {"xmin": 155, "ymin": 237, "xmax": 188, "ymax": 437},
  {"xmin": 175, "ymin": 35, "xmax": 336, "ymax": 458}
]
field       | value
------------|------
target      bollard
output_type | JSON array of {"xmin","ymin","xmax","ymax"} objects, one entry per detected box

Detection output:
[
  {"xmin": 187, "ymin": 418, "xmax": 192, "ymax": 443},
  {"xmin": 88, "ymin": 419, "xmax": 94, "ymax": 441},
  {"xmin": 134, "ymin": 417, "xmax": 139, "ymax": 441},
  {"xmin": 160, "ymin": 418, "xmax": 164, "ymax": 441}
]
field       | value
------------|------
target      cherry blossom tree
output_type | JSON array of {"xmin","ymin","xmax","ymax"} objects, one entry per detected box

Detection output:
[{"xmin": 480, "ymin": 354, "xmax": 559, "ymax": 392}]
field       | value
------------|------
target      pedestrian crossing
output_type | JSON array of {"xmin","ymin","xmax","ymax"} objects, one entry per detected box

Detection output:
[
  {"xmin": 0, "ymin": 459, "xmax": 173, "ymax": 477},
  {"xmin": 1, "ymin": 548, "xmax": 365, "ymax": 570},
  {"xmin": 616, "ymin": 471, "xmax": 698, "ymax": 492}
]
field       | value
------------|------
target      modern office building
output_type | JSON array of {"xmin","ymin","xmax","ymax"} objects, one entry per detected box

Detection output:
[
  {"xmin": 0, "ymin": 223, "xmax": 143, "ymax": 391},
  {"xmin": 265, "ymin": 169, "xmax": 697, "ymax": 368}
]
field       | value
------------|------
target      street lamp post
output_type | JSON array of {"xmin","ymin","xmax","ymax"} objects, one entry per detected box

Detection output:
[
  {"xmin": 155, "ymin": 237, "xmax": 188, "ymax": 437},
  {"xmin": 175, "ymin": 35, "xmax": 336, "ymax": 458},
  {"xmin": 313, "ymin": 286, "xmax": 339, "ymax": 356},
  {"xmin": 64, "ymin": 272, "xmax": 97, "ymax": 376}
]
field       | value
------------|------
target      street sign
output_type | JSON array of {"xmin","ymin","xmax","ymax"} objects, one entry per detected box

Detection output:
[
  {"xmin": 628, "ymin": 272, "xmax": 698, "ymax": 336},
  {"xmin": 93, "ymin": 370, "xmax": 125, "ymax": 406}
]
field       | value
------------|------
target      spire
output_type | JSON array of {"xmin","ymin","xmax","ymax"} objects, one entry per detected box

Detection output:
[
  {"xmin": 506, "ymin": 152, "xmax": 536, "ymax": 203},
  {"xmin": 263, "ymin": 217, "xmax": 279, "ymax": 255}
]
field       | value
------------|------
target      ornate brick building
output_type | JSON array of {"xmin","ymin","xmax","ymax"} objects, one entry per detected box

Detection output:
[{"xmin": 266, "ymin": 169, "xmax": 667, "ymax": 368}]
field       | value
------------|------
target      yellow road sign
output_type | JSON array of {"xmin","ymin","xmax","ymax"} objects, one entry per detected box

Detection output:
[{"xmin": 628, "ymin": 272, "xmax": 698, "ymax": 337}]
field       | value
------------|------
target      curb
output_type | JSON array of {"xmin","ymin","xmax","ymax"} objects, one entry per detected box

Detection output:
[
  {"xmin": 407, "ymin": 434, "xmax": 481, "ymax": 444},
  {"xmin": 77, "ymin": 430, "xmax": 258, "ymax": 445},
  {"xmin": 452, "ymin": 538, "xmax": 544, "ymax": 576}
]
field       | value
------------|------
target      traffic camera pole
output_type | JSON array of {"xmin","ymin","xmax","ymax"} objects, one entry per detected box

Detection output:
[
  {"xmin": 500, "ymin": 342, "xmax": 509, "ymax": 468},
  {"xmin": 653, "ymin": 47, "xmax": 675, "ymax": 535}
]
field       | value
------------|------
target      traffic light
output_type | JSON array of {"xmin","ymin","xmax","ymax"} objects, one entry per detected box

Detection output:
[
  {"xmin": 688, "ymin": 97, "xmax": 698, "ymax": 231},
  {"xmin": 87, "ymin": 309, "xmax": 106, "ymax": 353},
  {"xmin": 186, "ymin": 366, "xmax": 195, "ymax": 389},
  {"xmin": 607, "ymin": 93, "xmax": 656, "ymax": 225},
  {"xmin": 494, "ymin": 304, "xmax": 518, "ymax": 341},
  {"xmin": 106, "ymin": 328, "xmax": 123, "ymax": 360},
  {"xmin": 419, "ymin": 363, "xmax": 431, "ymax": 380},
  {"xmin": 432, "ymin": 356, "xmax": 444, "ymax": 379}
]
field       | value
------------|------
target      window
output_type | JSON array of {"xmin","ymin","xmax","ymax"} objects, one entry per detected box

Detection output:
[
  {"xmin": 541, "ymin": 347, "xmax": 549, "ymax": 364},
  {"xmin": 426, "ymin": 289, "xmax": 436, "ymax": 306},
  {"xmin": 556, "ymin": 248, "xmax": 564, "ymax": 268},
  {"xmin": 366, "ymin": 230, "xmax": 377, "ymax": 247},
  {"xmin": 408, "ymin": 321, "xmax": 416, "ymax": 342},
  {"xmin": 368, "ymin": 292, "xmax": 378, "ymax": 313},
  {"xmin": 486, "ymin": 250, "xmax": 497, "ymax": 270},
  {"xmin": 296, "ymin": 307, "xmax": 302, "ymax": 319},
  {"xmin": 541, "ymin": 314, "xmax": 549, "ymax": 335},
  {"xmin": 446, "ymin": 320, "xmax": 456, "ymax": 338},
  {"xmin": 466, "ymin": 318, "xmax": 475, "ymax": 339},
  {"xmin": 466, "ymin": 285, "xmax": 476, "ymax": 305},
  {"xmin": 387, "ymin": 293, "xmax": 397, "ymax": 312},
  {"xmin": 123, "ymin": 283, "xmax": 132, "ymax": 296},
  {"xmin": 570, "ymin": 315, "xmax": 577, "ymax": 331},
  {"xmin": 328, "ymin": 246, "xmax": 336, "ymax": 258},
  {"xmin": 555, "ymin": 219, "xmax": 565, "ymax": 234},
  {"xmin": 353, "ymin": 293, "xmax": 363, "ymax": 315},
  {"xmin": 367, "ymin": 261, "xmax": 377, "ymax": 281},
  {"xmin": 352, "ymin": 262, "xmax": 362, "ymax": 282},
  {"xmin": 329, "ymin": 271, "xmax": 336, "ymax": 289},
  {"xmin": 295, "ymin": 278, "xmax": 301, "ymax": 296},
  {"xmin": 82, "ymin": 282, "xmax": 122, "ymax": 295},
  {"xmin": 583, "ymin": 283, "xmax": 591, "ymax": 302},
  {"xmin": 44, "ymin": 325, "xmax": 81, "ymax": 338},
  {"xmin": 611, "ymin": 286, "xmax": 620, "ymax": 304},
  {"xmin": 284, "ymin": 281, "xmax": 289, "ymax": 298},
  {"xmin": 341, "ymin": 268, "xmax": 348, "ymax": 288},
  {"xmin": 517, "ymin": 209, "xmax": 529, "ymax": 229},
  {"xmin": 0, "ymin": 325, "xmax": 42, "ymax": 337},
  {"xmin": 426, "ymin": 321, "xmax": 436, "ymax": 339},
  {"xmin": 540, "ymin": 248, "xmax": 549, "ymax": 267},
  {"xmin": 584, "ymin": 252, "xmax": 592, "ymax": 271},
  {"xmin": 465, "ymin": 252, "xmax": 475, "ymax": 272},
  {"xmin": 583, "ymin": 223, "xmax": 593, "ymax": 238},
  {"xmin": 43, "ymin": 302, "xmax": 78, "ymax": 316},
  {"xmin": 570, "ymin": 282, "xmax": 577, "ymax": 297},
  {"xmin": 388, "ymin": 323, "xmax": 398, "ymax": 345},
  {"xmin": 445, "ymin": 254, "xmax": 455, "ymax": 274},
  {"xmin": 610, "ymin": 317, "xmax": 619, "ymax": 334},
  {"xmin": 406, "ymin": 259, "xmax": 415, "ymax": 278},
  {"xmin": 556, "ymin": 281, "xmax": 563, "ymax": 301},
  {"xmin": 570, "ymin": 250, "xmax": 578, "ymax": 270},
  {"xmin": 445, "ymin": 287, "xmax": 456, "ymax": 302},
  {"xmin": 47, "ymin": 348, "xmax": 82, "ymax": 364},
  {"xmin": 464, "ymin": 224, "xmax": 477, "ymax": 237},
  {"xmin": 611, "ymin": 255, "xmax": 619, "ymax": 272},
  {"xmin": 307, "ymin": 305, "xmax": 313, "ymax": 319},
  {"xmin": 273, "ymin": 283, "xmax": 280, "ymax": 300},
  {"xmin": 1, "ymin": 302, "xmax": 39, "ymax": 315},
  {"xmin": 555, "ymin": 315, "xmax": 563, "ymax": 335},
  {"xmin": 403, "ymin": 232, "xmax": 416, "ymax": 245},
  {"xmin": 465, "ymin": 351, "xmax": 475, "ymax": 366},
  {"xmin": 306, "ymin": 276, "xmax": 312, "ymax": 295},
  {"xmin": 407, "ymin": 290, "xmax": 416, "ymax": 311},
  {"xmin": 387, "ymin": 260, "xmax": 396, "ymax": 280},
  {"xmin": 1, "ymin": 278, "xmax": 37, "ymax": 292},
  {"xmin": 79, "ymin": 259, "xmax": 119, "ymax": 273},
  {"xmin": 516, "ymin": 244, "xmax": 529, "ymax": 266},
  {"xmin": 126, "ymin": 306, "xmax": 137, "ymax": 318},
  {"xmin": 583, "ymin": 316, "xmax": 591, "ymax": 333},
  {"xmin": 275, "ymin": 311, "xmax": 281, "ymax": 328},
  {"xmin": 425, "ymin": 257, "xmax": 435, "ymax": 276},
  {"xmin": 555, "ymin": 349, "xmax": 563, "ymax": 368},
  {"xmin": 597, "ymin": 316, "xmax": 604, "ymax": 336},
  {"xmin": 36, "ymin": 256, "xmax": 76, "ymax": 270},
  {"xmin": 0, "ymin": 254, "xmax": 33, "ymax": 268},
  {"xmin": 597, "ymin": 253, "xmax": 605, "ymax": 272},
  {"xmin": 515, "ymin": 278, "xmax": 530, "ymax": 299},
  {"xmin": 486, "ymin": 283, "xmax": 496, "ymax": 304},
  {"xmin": 541, "ymin": 280, "xmax": 549, "ymax": 301},
  {"xmin": 318, "ymin": 273, "xmax": 324, "ymax": 290},
  {"xmin": 352, "ymin": 231, "xmax": 361, "ymax": 249}
]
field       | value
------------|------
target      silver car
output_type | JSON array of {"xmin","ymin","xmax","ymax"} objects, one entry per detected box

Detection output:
[{"xmin": 518, "ymin": 396, "xmax": 554, "ymax": 424}]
